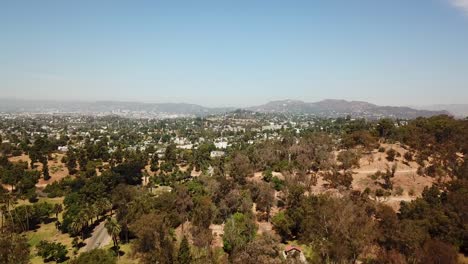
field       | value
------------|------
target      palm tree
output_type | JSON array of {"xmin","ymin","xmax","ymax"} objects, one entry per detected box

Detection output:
[
  {"xmin": 71, "ymin": 218, "xmax": 85, "ymax": 239},
  {"xmin": 105, "ymin": 217, "xmax": 121, "ymax": 256},
  {"xmin": 90, "ymin": 204, "xmax": 99, "ymax": 222},
  {"xmin": 96, "ymin": 198, "xmax": 112, "ymax": 219},
  {"xmin": 102, "ymin": 198, "xmax": 112, "ymax": 215},
  {"xmin": 82, "ymin": 207, "xmax": 93, "ymax": 227}
]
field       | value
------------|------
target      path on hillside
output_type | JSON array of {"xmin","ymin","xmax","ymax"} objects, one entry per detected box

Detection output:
[
  {"xmin": 82, "ymin": 220, "xmax": 112, "ymax": 252},
  {"xmin": 369, "ymin": 196, "xmax": 415, "ymax": 202},
  {"xmin": 354, "ymin": 168, "xmax": 417, "ymax": 174}
]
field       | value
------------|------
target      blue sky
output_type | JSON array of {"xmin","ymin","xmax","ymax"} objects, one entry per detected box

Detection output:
[{"xmin": 1, "ymin": 0, "xmax": 468, "ymax": 107}]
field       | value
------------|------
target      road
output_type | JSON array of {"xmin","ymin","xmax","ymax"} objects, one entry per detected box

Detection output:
[{"xmin": 81, "ymin": 220, "xmax": 112, "ymax": 252}]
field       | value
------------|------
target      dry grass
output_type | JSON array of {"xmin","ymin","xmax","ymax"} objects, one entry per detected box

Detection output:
[
  {"xmin": 116, "ymin": 243, "xmax": 138, "ymax": 264},
  {"xmin": 352, "ymin": 143, "xmax": 434, "ymax": 210},
  {"xmin": 22, "ymin": 197, "xmax": 74, "ymax": 264},
  {"xmin": 459, "ymin": 254, "xmax": 468, "ymax": 264},
  {"xmin": 8, "ymin": 153, "xmax": 69, "ymax": 188}
]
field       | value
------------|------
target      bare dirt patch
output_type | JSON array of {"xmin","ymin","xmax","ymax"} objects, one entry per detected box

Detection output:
[
  {"xmin": 9, "ymin": 153, "xmax": 69, "ymax": 187},
  {"xmin": 210, "ymin": 223, "xmax": 224, "ymax": 248}
]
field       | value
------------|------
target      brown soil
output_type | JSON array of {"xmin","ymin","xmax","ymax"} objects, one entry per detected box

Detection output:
[{"xmin": 9, "ymin": 153, "xmax": 69, "ymax": 187}]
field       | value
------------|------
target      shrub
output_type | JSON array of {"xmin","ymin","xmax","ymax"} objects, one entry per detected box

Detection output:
[
  {"xmin": 363, "ymin": 187, "xmax": 371, "ymax": 196},
  {"xmin": 375, "ymin": 188, "xmax": 385, "ymax": 197},
  {"xmin": 404, "ymin": 151, "xmax": 413, "ymax": 161},
  {"xmin": 37, "ymin": 241, "xmax": 68, "ymax": 263},
  {"xmin": 12, "ymin": 149, "xmax": 23, "ymax": 156},
  {"xmin": 70, "ymin": 249, "xmax": 116, "ymax": 264},
  {"xmin": 271, "ymin": 176, "xmax": 284, "ymax": 191},
  {"xmin": 386, "ymin": 148, "xmax": 397, "ymax": 162},
  {"xmin": 262, "ymin": 169, "xmax": 273, "ymax": 182},
  {"xmin": 337, "ymin": 150, "xmax": 361, "ymax": 170},
  {"xmin": 394, "ymin": 186, "xmax": 404, "ymax": 196}
]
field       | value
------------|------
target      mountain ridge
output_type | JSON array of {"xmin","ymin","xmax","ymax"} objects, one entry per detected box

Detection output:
[
  {"xmin": 247, "ymin": 99, "xmax": 450, "ymax": 118},
  {"xmin": 0, "ymin": 98, "xmax": 451, "ymax": 119}
]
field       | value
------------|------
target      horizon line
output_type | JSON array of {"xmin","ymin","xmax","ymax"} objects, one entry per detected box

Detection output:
[{"xmin": 1, "ymin": 97, "xmax": 462, "ymax": 109}]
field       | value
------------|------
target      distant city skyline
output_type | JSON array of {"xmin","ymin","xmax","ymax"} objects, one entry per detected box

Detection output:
[{"xmin": 1, "ymin": 1, "xmax": 468, "ymax": 107}]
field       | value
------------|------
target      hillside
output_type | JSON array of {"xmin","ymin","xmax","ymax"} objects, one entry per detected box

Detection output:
[
  {"xmin": 0, "ymin": 98, "xmax": 449, "ymax": 119},
  {"xmin": 248, "ymin": 99, "xmax": 449, "ymax": 119},
  {"xmin": 413, "ymin": 104, "xmax": 468, "ymax": 118}
]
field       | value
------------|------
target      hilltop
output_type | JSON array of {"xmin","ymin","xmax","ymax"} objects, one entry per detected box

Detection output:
[{"xmin": 0, "ymin": 98, "xmax": 449, "ymax": 119}]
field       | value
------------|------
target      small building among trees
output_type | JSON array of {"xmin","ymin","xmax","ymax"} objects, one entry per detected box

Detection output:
[{"xmin": 282, "ymin": 245, "xmax": 307, "ymax": 263}]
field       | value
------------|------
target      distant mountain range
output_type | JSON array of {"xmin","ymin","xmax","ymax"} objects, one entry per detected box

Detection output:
[
  {"xmin": 0, "ymin": 98, "xmax": 453, "ymax": 119},
  {"xmin": 248, "ymin": 99, "xmax": 450, "ymax": 119},
  {"xmin": 0, "ymin": 99, "xmax": 231, "ymax": 117},
  {"xmin": 247, "ymin": 99, "xmax": 451, "ymax": 119},
  {"xmin": 412, "ymin": 104, "xmax": 468, "ymax": 118}
]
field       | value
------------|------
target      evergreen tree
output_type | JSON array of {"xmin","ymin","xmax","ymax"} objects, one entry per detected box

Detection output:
[
  {"xmin": 42, "ymin": 157, "xmax": 50, "ymax": 181},
  {"xmin": 66, "ymin": 150, "xmax": 78, "ymax": 175},
  {"xmin": 177, "ymin": 236, "xmax": 192, "ymax": 264},
  {"xmin": 150, "ymin": 155, "xmax": 159, "ymax": 172}
]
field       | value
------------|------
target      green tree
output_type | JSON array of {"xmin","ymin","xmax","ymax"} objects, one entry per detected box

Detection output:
[
  {"xmin": 66, "ymin": 150, "xmax": 78, "ymax": 175},
  {"xmin": 8, "ymin": 202, "xmax": 53, "ymax": 232},
  {"xmin": 42, "ymin": 156, "xmax": 51, "ymax": 181},
  {"xmin": 271, "ymin": 211, "xmax": 293, "ymax": 241},
  {"xmin": 322, "ymin": 167, "xmax": 353, "ymax": 189},
  {"xmin": 342, "ymin": 130, "xmax": 378, "ymax": 150},
  {"xmin": 255, "ymin": 182, "xmax": 274, "ymax": 221},
  {"xmin": 71, "ymin": 217, "xmax": 86, "ymax": 239},
  {"xmin": 223, "ymin": 213, "xmax": 257, "ymax": 255},
  {"xmin": 96, "ymin": 198, "xmax": 112, "ymax": 219},
  {"xmin": 418, "ymin": 239, "xmax": 458, "ymax": 264},
  {"xmin": 77, "ymin": 150, "xmax": 88, "ymax": 172},
  {"xmin": 150, "ymin": 154, "xmax": 159, "ymax": 172},
  {"xmin": 191, "ymin": 195, "xmax": 215, "ymax": 247},
  {"xmin": 104, "ymin": 217, "xmax": 121, "ymax": 252},
  {"xmin": 165, "ymin": 144, "xmax": 177, "ymax": 167},
  {"xmin": 299, "ymin": 196, "xmax": 376, "ymax": 263},
  {"xmin": 177, "ymin": 236, "xmax": 192, "ymax": 264},
  {"xmin": 337, "ymin": 150, "xmax": 361, "ymax": 170},
  {"xmin": 192, "ymin": 143, "xmax": 215, "ymax": 171},
  {"xmin": 71, "ymin": 249, "xmax": 116, "ymax": 264},
  {"xmin": 386, "ymin": 148, "xmax": 397, "ymax": 162},
  {"xmin": 228, "ymin": 152, "xmax": 253, "ymax": 184},
  {"xmin": 0, "ymin": 231, "xmax": 30, "ymax": 264},
  {"xmin": 131, "ymin": 213, "xmax": 175, "ymax": 264},
  {"xmin": 37, "ymin": 240, "xmax": 68, "ymax": 263},
  {"xmin": 53, "ymin": 203, "xmax": 63, "ymax": 219},
  {"xmin": 231, "ymin": 234, "xmax": 283, "ymax": 264},
  {"xmin": 376, "ymin": 118, "xmax": 396, "ymax": 139},
  {"xmin": 1, "ymin": 164, "xmax": 39, "ymax": 195}
]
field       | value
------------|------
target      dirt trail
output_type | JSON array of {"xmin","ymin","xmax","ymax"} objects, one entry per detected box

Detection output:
[
  {"xmin": 354, "ymin": 168, "xmax": 417, "ymax": 174},
  {"xmin": 81, "ymin": 221, "xmax": 112, "ymax": 252}
]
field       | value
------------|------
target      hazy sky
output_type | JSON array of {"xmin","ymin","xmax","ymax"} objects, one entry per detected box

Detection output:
[{"xmin": 1, "ymin": 0, "xmax": 468, "ymax": 107}]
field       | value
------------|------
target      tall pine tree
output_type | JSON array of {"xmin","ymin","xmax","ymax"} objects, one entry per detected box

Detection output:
[{"xmin": 177, "ymin": 236, "xmax": 192, "ymax": 264}]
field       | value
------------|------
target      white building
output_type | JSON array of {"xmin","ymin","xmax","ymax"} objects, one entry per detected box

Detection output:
[
  {"xmin": 210, "ymin": 151, "xmax": 225, "ymax": 158},
  {"xmin": 177, "ymin": 144, "xmax": 193, "ymax": 150},
  {"xmin": 262, "ymin": 123, "xmax": 282, "ymax": 131},
  {"xmin": 58, "ymin": 146, "xmax": 69, "ymax": 152},
  {"xmin": 214, "ymin": 141, "xmax": 228, "ymax": 149}
]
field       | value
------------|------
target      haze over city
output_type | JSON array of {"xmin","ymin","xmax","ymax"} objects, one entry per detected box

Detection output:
[{"xmin": 1, "ymin": 0, "xmax": 468, "ymax": 107}]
